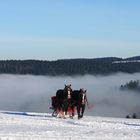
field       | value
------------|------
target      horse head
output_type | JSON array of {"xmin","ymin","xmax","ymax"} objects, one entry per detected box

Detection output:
[
  {"xmin": 64, "ymin": 84, "xmax": 72, "ymax": 99},
  {"xmin": 79, "ymin": 88, "xmax": 87, "ymax": 104}
]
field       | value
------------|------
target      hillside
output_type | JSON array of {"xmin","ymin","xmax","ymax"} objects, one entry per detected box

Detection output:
[
  {"xmin": 0, "ymin": 56, "xmax": 140, "ymax": 76},
  {"xmin": 0, "ymin": 111, "xmax": 140, "ymax": 139}
]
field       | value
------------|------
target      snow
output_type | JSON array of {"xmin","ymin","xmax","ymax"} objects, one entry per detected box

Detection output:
[
  {"xmin": 0, "ymin": 111, "xmax": 140, "ymax": 140},
  {"xmin": 112, "ymin": 60, "xmax": 140, "ymax": 64}
]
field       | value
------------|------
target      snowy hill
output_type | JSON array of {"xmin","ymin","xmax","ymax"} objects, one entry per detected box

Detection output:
[{"xmin": 0, "ymin": 111, "xmax": 140, "ymax": 140}]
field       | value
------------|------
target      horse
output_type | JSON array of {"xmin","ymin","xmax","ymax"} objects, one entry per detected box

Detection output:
[
  {"xmin": 56, "ymin": 84, "xmax": 73, "ymax": 118},
  {"xmin": 72, "ymin": 88, "xmax": 88, "ymax": 119}
]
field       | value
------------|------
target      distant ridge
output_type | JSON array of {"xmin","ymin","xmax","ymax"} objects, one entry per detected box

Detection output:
[
  {"xmin": 124, "ymin": 56, "xmax": 140, "ymax": 61},
  {"xmin": 0, "ymin": 56, "xmax": 140, "ymax": 76}
]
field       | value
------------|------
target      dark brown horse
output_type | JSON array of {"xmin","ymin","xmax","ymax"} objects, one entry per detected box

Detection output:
[
  {"xmin": 56, "ymin": 84, "xmax": 73, "ymax": 118},
  {"xmin": 72, "ymin": 88, "xmax": 88, "ymax": 119}
]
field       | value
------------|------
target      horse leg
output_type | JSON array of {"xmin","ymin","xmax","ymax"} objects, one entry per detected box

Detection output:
[
  {"xmin": 65, "ymin": 105, "xmax": 68, "ymax": 116},
  {"xmin": 71, "ymin": 105, "xmax": 75, "ymax": 117},
  {"xmin": 56, "ymin": 103, "xmax": 60, "ymax": 117},
  {"xmin": 57, "ymin": 103, "xmax": 64, "ymax": 118},
  {"xmin": 64, "ymin": 100, "xmax": 69, "ymax": 116},
  {"xmin": 81, "ymin": 104, "xmax": 85, "ymax": 118},
  {"xmin": 77, "ymin": 105, "xmax": 81, "ymax": 119},
  {"xmin": 68, "ymin": 105, "xmax": 74, "ymax": 119},
  {"xmin": 61, "ymin": 101, "xmax": 68, "ymax": 119}
]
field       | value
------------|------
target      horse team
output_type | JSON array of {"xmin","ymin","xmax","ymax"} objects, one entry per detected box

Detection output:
[{"xmin": 50, "ymin": 84, "xmax": 88, "ymax": 119}]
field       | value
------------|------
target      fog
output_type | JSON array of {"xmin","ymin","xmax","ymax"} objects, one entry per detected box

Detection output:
[{"xmin": 0, "ymin": 73, "xmax": 140, "ymax": 118}]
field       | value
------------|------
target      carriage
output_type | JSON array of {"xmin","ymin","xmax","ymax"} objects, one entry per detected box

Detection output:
[
  {"xmin": 50, "ymin": 95, "xmax": 77, "ymax": 118},
  {"xmin": 50, "ymin": 85, "xmax": 88, "ymax": 119}
]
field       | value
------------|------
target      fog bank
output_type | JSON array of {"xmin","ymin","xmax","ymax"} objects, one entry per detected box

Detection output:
[{"xmin": 0, "ymin": 73, "xmax": 140, "ymax": 118}]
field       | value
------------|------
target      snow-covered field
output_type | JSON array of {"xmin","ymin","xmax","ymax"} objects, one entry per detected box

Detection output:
[{"xmin": 0, "ymin": 111, "xmax": 140, "ymax": 140}]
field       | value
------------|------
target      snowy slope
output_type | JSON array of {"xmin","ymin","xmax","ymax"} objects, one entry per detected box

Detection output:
[{"xmin": 0, "ymin": 111, "xmax": 140, "ymax": 140}]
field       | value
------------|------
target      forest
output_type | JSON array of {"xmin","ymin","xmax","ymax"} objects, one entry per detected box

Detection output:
[{"xmin": 0, "ymin": 56, "xmax": 140, "ymax": 76}]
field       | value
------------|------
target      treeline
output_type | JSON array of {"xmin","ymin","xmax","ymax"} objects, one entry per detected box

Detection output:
[
  {"xmin": 0, "ymin": 57, "xmax": 140, "ymax": 75},
  {"xmin": 120, "ymin": 80, "xmax": 140, "ymax": 92},
  {"xmin": 120, "ymin": 80, "xmax": 140, "ymax": 119}
]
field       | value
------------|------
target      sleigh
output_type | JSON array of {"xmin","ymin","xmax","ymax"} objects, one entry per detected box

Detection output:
[{"xmin": 50, "ymin": 96, "xmax": 76, "ymax": 118}]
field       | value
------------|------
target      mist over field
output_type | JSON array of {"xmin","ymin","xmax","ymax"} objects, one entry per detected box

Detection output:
[{"xmin": 0, "ymin": 73, "xmax": 140, "ymax": 118}]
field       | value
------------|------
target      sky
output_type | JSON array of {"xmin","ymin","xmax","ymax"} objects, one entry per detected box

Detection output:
[{"xmin": 0, "ymin": 0, "xmax": 140, "ymax": 60}]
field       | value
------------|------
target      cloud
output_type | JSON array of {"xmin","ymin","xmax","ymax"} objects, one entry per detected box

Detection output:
[{"xmin": 0, "ymin": 73, "xmax": 140, "ymax": 118}]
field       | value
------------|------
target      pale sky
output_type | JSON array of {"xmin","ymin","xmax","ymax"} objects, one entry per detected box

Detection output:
[{"xmin": 0, "ymin": 0, "xmax": 140, "ymax": 60}]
